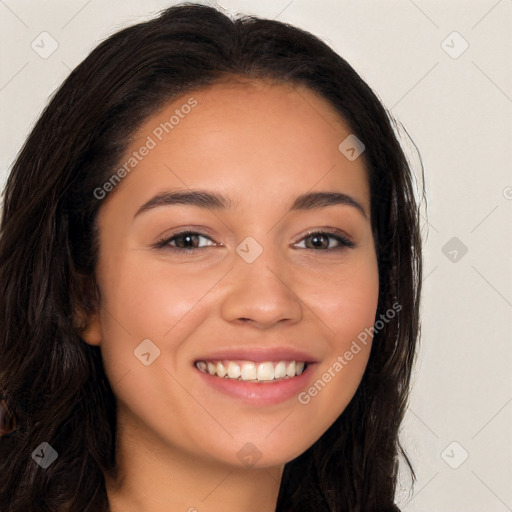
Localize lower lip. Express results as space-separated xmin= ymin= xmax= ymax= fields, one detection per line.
xmin=195 ymin=364 xmax=316 ymax=406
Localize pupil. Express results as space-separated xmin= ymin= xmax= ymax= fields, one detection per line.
xmin=180 ymin=234 xmax=196 ymax=248
xmin=311 ymin=235 xmax=327 ymax=249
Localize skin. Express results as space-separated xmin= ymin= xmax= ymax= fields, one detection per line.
xmin=81 ymin=79 xmax=379 ymax=512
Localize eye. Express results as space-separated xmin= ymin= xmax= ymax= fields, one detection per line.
xmin=295 ymin=230 xmax=354 ymax=252
xmin=153 ymin=231 xmax=216 ymax=253
xmin=153 ymin=229 xmax=355 ymax=255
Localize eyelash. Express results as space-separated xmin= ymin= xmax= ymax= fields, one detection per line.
xmin=152 ymin=229 xmax=355 ymax=254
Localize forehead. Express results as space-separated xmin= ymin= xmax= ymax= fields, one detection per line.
xmin=109 ymin=79 xmax=370 ymax=212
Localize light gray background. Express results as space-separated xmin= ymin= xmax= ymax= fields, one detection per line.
xmin=1 ymin=1 xmax=511 ymax=511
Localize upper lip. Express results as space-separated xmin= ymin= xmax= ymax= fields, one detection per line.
xmin=194 ymin=346 xmax=319 ymax=364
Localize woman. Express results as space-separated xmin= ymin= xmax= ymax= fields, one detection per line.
xmin=0 ymin=3 xmax=422 ymax=511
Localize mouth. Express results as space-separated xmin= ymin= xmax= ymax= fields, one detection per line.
xmin=194 ymin=359 xmax=308 ymax=382
xmin=193 ymin=347 xmax=318 ymax=405
xmin=193 ymin=356 xmax=316 ymax=406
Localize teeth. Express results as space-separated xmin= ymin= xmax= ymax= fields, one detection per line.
xmin=274 ymin=361 xmax=287 ymax=379
xmin=227 ymin=361 xmax=241 ymax=379
xmin=257 ymin=362 xmax=274 ymax=381
xmin=216 ymin=361 xmax=227 ymax=378
xmin=195 ymin=360 xmax=308 ymax=381
xmin=240 ymin=362 xmax=256 ymax=380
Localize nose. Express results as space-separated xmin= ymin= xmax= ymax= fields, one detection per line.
xmin=219 ymin=250 xmax=303 ymax=329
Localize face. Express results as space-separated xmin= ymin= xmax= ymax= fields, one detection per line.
xmin=82 ymin=79 xmax=379 ymax=469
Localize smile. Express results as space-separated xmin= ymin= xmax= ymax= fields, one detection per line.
xmin=195 ymin=360 xmax=307 ymax=382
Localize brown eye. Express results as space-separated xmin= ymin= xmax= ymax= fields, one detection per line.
xmin=305 ymin=233 xmax=330 ymax=250
xmin=172 ymin=233 xmax=202 ymax=249
xmin=296 ymin=231 xmax=354 ymax=251
xmin=153 ymin=231 xmax=216 ymax=252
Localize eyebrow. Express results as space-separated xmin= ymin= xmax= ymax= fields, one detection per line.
xmin=133 ymin=189 xmax=367 ymax=219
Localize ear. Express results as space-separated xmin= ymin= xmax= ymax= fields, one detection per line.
xmin=79 ymin=311 xmax=102 ymax=346
xmin=72 ymin=274 xmax=102 ymax=346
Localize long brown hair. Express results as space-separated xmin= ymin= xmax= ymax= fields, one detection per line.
xmin=0 ymin=3 xmax=422 ymax=510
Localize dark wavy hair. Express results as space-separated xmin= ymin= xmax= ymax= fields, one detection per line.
xmin=0 ymin=3 xmax=423 ymax=511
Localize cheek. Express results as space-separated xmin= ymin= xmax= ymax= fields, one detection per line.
xmin=327 ymin=254 xmax=379 ymax=373
xmin=324 ymin=269 xmax=379 ymax=348
xmin=95 ymin=252 xmax=223 ymax=375
xmin=93 ymin=254 xmax=220 ymax=443
xmin=294 ymin=252 xmax=379 ymax=427
xmin=99 ymin=252 xmax=210 ymax=330
xmin=304 ymin=247 xmax=380 ymax=344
